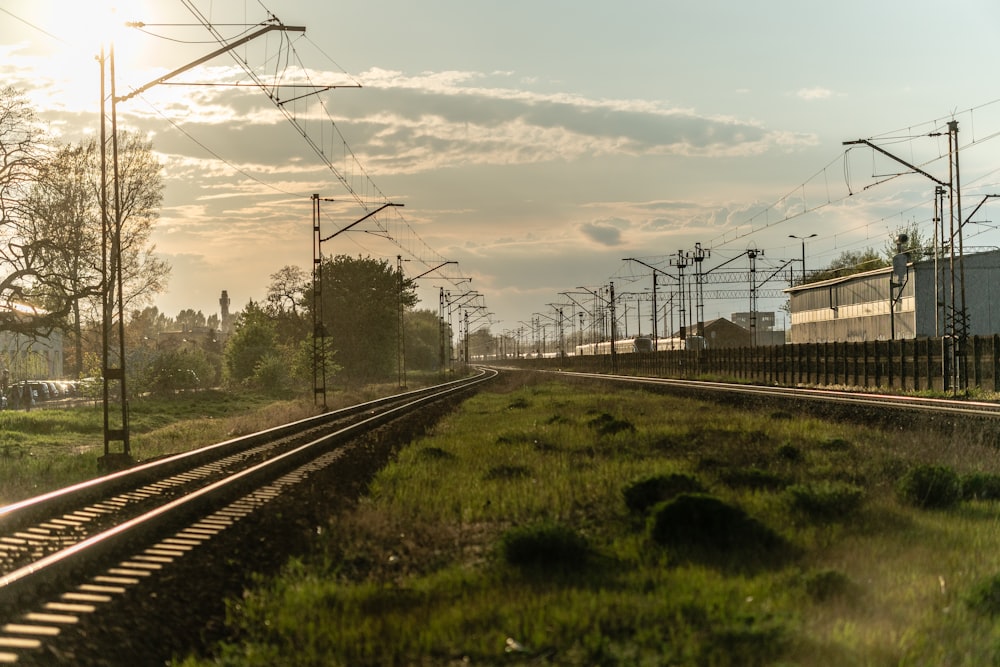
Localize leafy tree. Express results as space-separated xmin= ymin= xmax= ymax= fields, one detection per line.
xmin=223 ymin=301 xmax=278 ymax=386
xmin=308 ymin=255 xmax=417 ymax=383
xmin=127 ymin=306 xmax=173 ymax=344
xmin=805 ymin=224 xmax=930 ymax=285
xmin=265 ymin=265 xmax=310 ymax=342
xmin=806 ymin=248 xmax=886 ymax=284
xmin=175 ymin=308 xmax=207 ymax=332
xmin=267 ymin=265 xmax=308 ymax=316
xmin=466 ymin=327 xmax=496 ymax=360
xmin=21 ymin=132 xmax=170 ymax=375
xmin=882 ymin=223 xmax=928 ymax=261
xmin=404 ymin=309 xmax=444 ymax=371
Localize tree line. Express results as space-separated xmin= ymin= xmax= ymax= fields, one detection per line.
xmin=0 ymin=87 xmax=452 ymax=399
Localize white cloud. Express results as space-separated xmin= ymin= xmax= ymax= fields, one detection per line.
xmin=795 ymin=87 xmax=835 ymax=101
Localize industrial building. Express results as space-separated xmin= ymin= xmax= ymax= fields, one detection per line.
xmin=786 ymin=248 xmax=1000 ymax=343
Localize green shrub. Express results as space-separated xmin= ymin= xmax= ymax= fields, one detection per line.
xmin=718 ymin=467 xmax=789 ymax=491
xmin=961 ymin=472 xmax=1000 ymax=501
xmin=500 ymin=522 xmax=590 ymax=571
xmin=484 ymin=464 xmax=531 ymax=481
xmin=415 ymin=446 xmax=455 ymax=461
xmin=819 ymin=437 xmax=853 ymax=452
xmin=623 ymin=473 xmax=706 ymax=515
xmin=786 ymin=481 xmax=864 ymax=521
xmin=588 ymin=413 xmax=636 ymax=436
xmin=897 ymin=464 xmax=962 ymax=509
xmin=804 ymin=568 xmax=857 ymax=602
xmin=702 ymin=614 xmax=788 ymax=666
xmin=776 ymin=443 xmax=803 ymax=462
xmin=967 ymin=574 xmax=1000 ymax=616
xmin=649 ymin=493 xmax=788 ymax=568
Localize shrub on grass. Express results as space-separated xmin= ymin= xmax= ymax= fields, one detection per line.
xmin=776 ymin=443 xmax=802 ymax=462
xmin=702 ymin=615 xmax=787 ymax=667
xmin=819 ymin=437 xmax=853 ymax=452
xmin=484 ymin=464 xmax=531 ymax=481
xmin=961 ymin=472 xmax=1000 ymax=500
xmin=786 ymin=481 xmax=864 ymax=521
xmin=718 ymin=467 xmax=789 ymax=491
xmin=649 ymin=493 xmax=789 ymax=569
xmin=500 ymin=522 xmax=590 ymax=572
xmin=967 ymin=574 xmax=1000 ymax=616
xmin=897 ymin=464 xmax=962 ymax=509
xmin=803 ymin=568 xmax=857 ymax=602
xmin=415 ymin=446 xmax=455 ymax=462
xmin=623 ymin=473 xmax=706 ymax=515
xmin=588 ymin=413 xmax=636 ymax=436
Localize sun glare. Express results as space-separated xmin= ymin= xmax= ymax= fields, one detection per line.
xmin=16 ymin=1 xmax=154 ymax=119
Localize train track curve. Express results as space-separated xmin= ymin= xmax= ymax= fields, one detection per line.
xmin=0 ymin=368 xmax=496 ymax=666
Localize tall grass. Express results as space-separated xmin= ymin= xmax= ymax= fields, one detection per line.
xmin=0 ymin=392 xmax=323 ymax=506
xmin=174 ymin=377 xmax=1000 ymax=665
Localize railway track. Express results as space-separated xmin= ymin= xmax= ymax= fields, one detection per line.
xmin=0 ymin=368 xmax=496 ymax=665
xmin=547 ymin=370 xmax=1000 ymax=435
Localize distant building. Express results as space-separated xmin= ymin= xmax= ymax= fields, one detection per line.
xmin=731 ymin=311 xmax=776 ymax=331
xmin=669 ymin=317 xmax=768 ymax=348
xmin=219 ymin=290 xmax=232 ymax=333
xmin=0 ymin=302 xmax=64 ymax=379
xmin=786 ymin=248 xmax=1000 ymax=343
xmin=702 ymin=318 xmax=752 ymax=348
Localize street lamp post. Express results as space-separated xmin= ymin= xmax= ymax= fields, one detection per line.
xmin=789 ymin=234 xmax=816 ymax=285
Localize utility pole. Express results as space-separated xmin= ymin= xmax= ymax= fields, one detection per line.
xmin=844 ymin=127 xmax=963 ymax=390
xmin=669 ymin=252 xmax=689 ymax=341
xmin=688 ymin=243 xmax=710 ymax=338
xmin=747 ymin=248 xmax=763 ymax=346
xmin=312 ymin=194 xmax=333 ymax=410
xmin=788 ymin=233 xmax=816 ymax=285
xmin=98 ymin=22 xmax=306 ymax=469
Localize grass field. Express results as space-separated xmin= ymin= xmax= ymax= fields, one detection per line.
xmin=0 ymin=382 xmax=427 ymax=506
xmin=173 ymin=373 xmax=1000 ymax=666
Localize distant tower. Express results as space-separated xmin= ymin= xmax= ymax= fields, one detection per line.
xmin=220 ymin=290 xmax=231 ymax=332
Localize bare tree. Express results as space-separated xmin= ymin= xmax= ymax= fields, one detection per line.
xmin=23 ymin=132 xmax=170 ymax=375
xmin=0 ymin=87 xmax=73 ymax=337
xmin=266 ymin=265 xmax=308 ymax=316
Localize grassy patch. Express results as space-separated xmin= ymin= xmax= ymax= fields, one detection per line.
xmin=176 ymin=379 xmax=1000 ymax=666
xmin=0 ymin=392 xmax=326 ymax=505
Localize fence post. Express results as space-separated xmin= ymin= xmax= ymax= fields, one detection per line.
xmin=900 ymin=339 xmax=906 ymax=390
xmin=974 ymin=336 xmax=983 ymax=389
xmin=994 ymin=335 xmax=1000 ymax=393
xmin=863 ymin=341 xmax=870 ymax=387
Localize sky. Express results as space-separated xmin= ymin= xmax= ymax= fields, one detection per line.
xmin=1 ymin=0 xmax=999 ymax=342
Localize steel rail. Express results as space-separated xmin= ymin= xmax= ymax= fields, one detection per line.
xmin=0 ymin=369 xmax=495 ymax=606
xmin=550 ymin=370 xmax=1000 ymax=419
xmin=0 ymin=369 xmax=487 ymax=527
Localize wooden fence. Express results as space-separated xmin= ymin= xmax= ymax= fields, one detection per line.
xmin=509 ymin=335 xmax=1000 ymax=393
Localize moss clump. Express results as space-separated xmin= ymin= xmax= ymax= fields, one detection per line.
xmin=483 ymin=464 xmax=531 ymax=481
xmin=804 ymin=568 xmax=858 ymax=603
xmin=967 ymin=574 xmax=1000 ymax=616
xmin=588 ymin=412 xmax=636 ymax=436
xmin=786 ymin=481 xmax=864 ymax=521
xmin=649 ymin=493 xmax=790 ymax=569
xmin=623 ymin=473 xmax=706 ymax=515
xmin=500 ymin=522 xmax=590 ymax=572
xmin=961 ymin=472 xmax=1000 ymax=501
